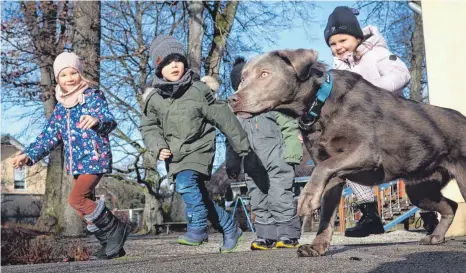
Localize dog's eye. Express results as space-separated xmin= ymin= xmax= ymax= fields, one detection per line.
xmin=261 ymin=72 xmax=269 ymax=78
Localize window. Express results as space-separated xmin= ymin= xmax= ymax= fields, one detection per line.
xmin=14 ymin=168 xmax=26 ymax=190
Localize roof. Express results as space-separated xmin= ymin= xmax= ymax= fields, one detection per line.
xmin=1 ymin=134 xmax=25 ymax=150
xmin=1 ymin=134 xmax=48 ymax=167
xmin=206 ymin=148 xmax=314 ymax=196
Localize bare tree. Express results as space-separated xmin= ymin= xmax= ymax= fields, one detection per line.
xmin=186 ymin=1 xmax=205 ymax=75
xmin=57 ymin=0 xmax=103 ymax=237
xmin=203 ymin=1 xmax=239 ymax=78
xmin=17 ymin=1 xmax=70 ymax=233
xmin=409 ymin=2 xmax=425 ymax=103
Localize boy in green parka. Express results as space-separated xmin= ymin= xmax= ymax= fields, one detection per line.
xmin=139 ymin=36 xmax=250 ymax=253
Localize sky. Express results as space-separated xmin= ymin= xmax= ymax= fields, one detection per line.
xmin=260 ymin=1 xmax=361 ymax=66
xmin=1 ymin=1 xmax=359 ymax=163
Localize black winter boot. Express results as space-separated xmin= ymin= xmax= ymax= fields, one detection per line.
xmin=345 ymin=202 xmax=385 ymax=237
xmin=92 ymin=206 xmax=131 ymax=257
xmin=90 ymin=229 xmax=126 ymax=260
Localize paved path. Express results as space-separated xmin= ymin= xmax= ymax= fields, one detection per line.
xmin=3 ymin=231 xmax=465 ymax=273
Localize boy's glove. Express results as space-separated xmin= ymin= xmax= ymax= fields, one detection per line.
xmin=225 ymin=141 xmax=242 ymax=180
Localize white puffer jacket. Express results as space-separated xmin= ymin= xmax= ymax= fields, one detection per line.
xmin=333 ymin=26 xmax=411 ymax=96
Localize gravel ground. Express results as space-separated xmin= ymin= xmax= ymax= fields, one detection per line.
xmin=2 ymin=231 xmax=465 ymax=273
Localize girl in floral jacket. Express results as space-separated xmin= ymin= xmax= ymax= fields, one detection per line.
xmin=11 ymin=52 xmax=127 ymax=260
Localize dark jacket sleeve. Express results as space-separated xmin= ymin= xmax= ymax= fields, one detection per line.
xmin=139 ymin=91 xmax=169 ymax=158
xmin=200 ymin=99 xmax=250 ymax=156
xmin=87 ymin=90 xmax=117 ymax=135
xmin=24 ymin=108 xmax=63 ymax=165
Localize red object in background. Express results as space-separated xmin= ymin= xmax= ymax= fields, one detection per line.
xmin=354 ymin=210 xmax=361 ymax=221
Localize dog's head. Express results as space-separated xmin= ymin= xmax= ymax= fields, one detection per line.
xmin=228 ymin=49 xmax=323 ymax=118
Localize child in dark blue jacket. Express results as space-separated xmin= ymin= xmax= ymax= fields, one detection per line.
xmin=11 ymin=52 xmax=126 ymax=260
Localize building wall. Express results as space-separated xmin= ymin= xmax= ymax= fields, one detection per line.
xmin=422 ymin=1 xmax=466 ymax=236
xmin=1 ymin=144 xmax=46 ymax=195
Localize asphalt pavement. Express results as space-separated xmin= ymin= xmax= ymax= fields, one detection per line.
xmin=3 ymin=231 xmax=465 ymax=273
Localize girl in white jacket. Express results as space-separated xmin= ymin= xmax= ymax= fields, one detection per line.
xmin=324 ymin=6 xmax=411 ymax=238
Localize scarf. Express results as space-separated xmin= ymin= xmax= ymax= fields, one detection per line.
xmin=55 ymin=80 xmax=89 ymax=108
xmin=151 ymin=69 xmax=198 ymax=98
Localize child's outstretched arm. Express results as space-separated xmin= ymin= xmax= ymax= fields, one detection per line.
xmin=22 ymin=109 xmax=63 ymax=166
xmin=373 ymin=47 xmax=411 ymax=94
xmin=200 ymin=100 xmax=250 ymax=156
xmin=274 ymin=111 xmax=303 ymax=165
xmin=87 ymin=90 xmax=117 ymax=135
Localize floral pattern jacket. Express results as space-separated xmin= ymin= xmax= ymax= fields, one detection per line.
xmin=24 ymin=88 xmax=117 ymax=175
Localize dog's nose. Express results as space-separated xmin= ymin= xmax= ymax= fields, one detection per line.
xmin=228 ymin=94 xmax=239 ymax=105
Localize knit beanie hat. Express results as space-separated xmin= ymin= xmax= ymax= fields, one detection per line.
xmin=230 ymin=57 xmax=246 ymax=91
xmin=324 ymin=6 xmax=363 ymax=46
xmin=149 ymin=35 xmax=186 ymax=69
xmin=53 ymin=52 xmax=84 ymax=79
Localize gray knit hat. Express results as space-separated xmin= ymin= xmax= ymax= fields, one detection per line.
xmin=149 ymin=35 xmax=185 ymax=68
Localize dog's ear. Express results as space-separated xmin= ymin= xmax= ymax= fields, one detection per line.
xmin=277 ymin=49 xmax=319 ymax=81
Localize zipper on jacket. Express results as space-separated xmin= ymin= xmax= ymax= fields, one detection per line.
xmin=66 ymin=109 xmax=73 ymax=173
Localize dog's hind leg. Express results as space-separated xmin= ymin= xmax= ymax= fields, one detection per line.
xmin=405 ymin=172 xmax=457 ymax=245
xmin=297 ymin=179 xmax=344 ymax=257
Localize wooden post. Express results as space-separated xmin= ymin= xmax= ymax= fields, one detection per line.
xmin=398 ymin=179 xmax=406 ymax=199
xmin=338 ymin=196 xmax=345 ymax=233
xmin=374 ymin=186 xmax=382 ymax=216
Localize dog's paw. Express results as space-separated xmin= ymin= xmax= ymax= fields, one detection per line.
xmin=297 ymin=244 xmax=328 ymax=257
xmin=420 ymin=234 xmax=445 ymax=245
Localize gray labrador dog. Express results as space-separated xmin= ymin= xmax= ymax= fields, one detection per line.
xmin=228 ymin=49 xmax=466 ymax=257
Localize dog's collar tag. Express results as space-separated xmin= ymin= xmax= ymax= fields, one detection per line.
xmin=299 ymin=72 xmax=333 ymax=130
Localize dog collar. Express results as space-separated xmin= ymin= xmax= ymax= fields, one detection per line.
xmin=299 ymin=72 xmax=333 ymax=130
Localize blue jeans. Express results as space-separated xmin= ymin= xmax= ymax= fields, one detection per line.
xmin=175 ymin=170 xmax=235 ymax=234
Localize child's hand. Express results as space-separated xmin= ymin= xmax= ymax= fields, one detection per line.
xmin=159 ymin=149 xmax=172 ymax=160
xmin=78 ymin=115 xmax=99 ymax=130
xmin=11 ymin=153 xmax=30 ymax=168
xmin=298 ymin=133 xmax=304 ymax=144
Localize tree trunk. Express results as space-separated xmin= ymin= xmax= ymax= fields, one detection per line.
xmin=205 ymin=1 xmax=239 ymax=78
xmin=143 ymin=190 xmax=164 ymax=233
xmin=72 ymin=1 xmax=101 ymax=83
xmin=52 ymin=0 xmax=103 ymax=236
xmin=409 ymin=3 xmax=425 ymax=103
xmin=187 ymin=1 xmax=205 ymax=75
xmin=21 ymin=1 xmax=69 ymax=233
xmin=142 ymin=154 xmax=164 ymax=233
xmin=169 ymin=192 xmax=186 ymax=222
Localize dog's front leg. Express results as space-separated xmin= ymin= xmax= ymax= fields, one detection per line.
xmin=298 ymin=147 xmax=377 ymax=215
xmin=298 ymin=180 xmax=344 ymax=257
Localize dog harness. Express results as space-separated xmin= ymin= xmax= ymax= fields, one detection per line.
xmin=299 ymin=71 xmax=333 ymax=130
